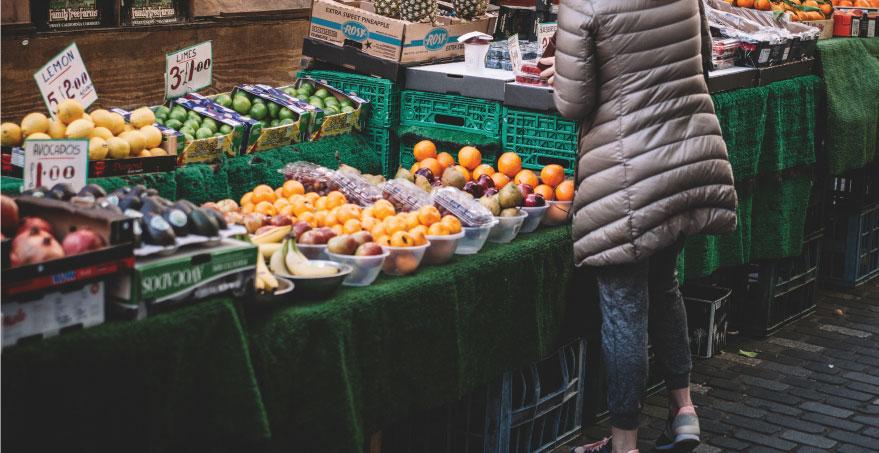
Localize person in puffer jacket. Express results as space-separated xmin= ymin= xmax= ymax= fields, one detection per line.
xmin=539 ymin=0 xmax=737 ymax=452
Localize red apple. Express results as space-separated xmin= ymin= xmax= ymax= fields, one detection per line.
xmin=17 ymin=217 xmax=53 ymax=237
xmin=216 ymin=199 xmax=240 ymax=214
xmin=517 ymin=184 xmax=534 ymax=197
xmin=244 ymin=213 xmax=267 ymax=234
xmin=1 ymin=195 xmax=19 ymax=237
xmin=355 ymin=242 xmax=383 ymax=256
xmin=297 ymin=230 xmax=321 ymax=245
xmin=351 ymin=231 xmax=373 ymax=246
xmin=61 ymin=227 xmax=106 ymax=255
xmin=524 ymin=193 xmax=546 ymax=207
xmin=201 ymin=202 xmax=221 ymax=212
xmin=291 ymin=221 xmax=312 ymax=239
xmin=270 ymin=214 xmax=294 ymax=227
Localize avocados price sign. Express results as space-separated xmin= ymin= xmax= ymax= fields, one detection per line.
xmin=165 ymin=41 xmax=213 ymax=100
xmin=33 ymin=42 xmax=98 ymax=121
xmin=22 ymin=139 xmax=89 ymax=193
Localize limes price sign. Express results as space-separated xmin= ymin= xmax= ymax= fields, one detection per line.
xmin=537 ymin=23 xmax=557 ymax=54
xmin=22 ymin=139 xmax=89 ymax=193
xmin=165 ymin=41 xmax=212 ymax=100
xmin=33 ymin=42 xmax=98 ymax=122
xmin=508 ymin=34 xmax=522 ymax=72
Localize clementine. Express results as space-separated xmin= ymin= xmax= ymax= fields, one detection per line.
xmin=385 ymin=216 xmax=407 ymax=235
xmin=240 ymin=191 xmax=254 ymax=207
xmin=282 ymin=180 xmax=305 ymax=198
xmin=252 ymin=184 xmax=275 ymax=204
xmin=436 ymin=152 xmax=455 ymax=170
xmin=534 ymin=184 xmax=555 ymax=202
xmin=440 ymin=215 xmax=462 ymax=234
xmin=242 ymin=203 xmax=255 ymax=214
xmin=417 ymin=205 xmax=442 ymax=226
xmin=376 ymin=235 xmax=392 ymax=247
xmin=413 ymin=140 xmax=437 ymax=162
xmin=304 ymin=192 xmax=320 ymax=205
xmin=472 ymin=164 xmax=495 ymax=180
xmin=373 ymin=199 xmax=396 ymax=220
xmin=454 ymin=165 xmax=472 ymax=182
xmin=362 ymin=216 xmax=378 ymax=231
xmin=299 ymin=211 xmax=317 ymax=228
xmin=497 ymin=152 xmax=522 ymax=178
xmin=427 ymin=223 xmax=450 ymax=236
xmin=331 ymin=224 xmax=344 ymax=236
xmin=408 ymin=226 xmax=428 ymax=246
xmin=326 ymin=191 xmax=347 ymax=210
xmin=555 ymin=180 xmax=575 ymax=202
xmin=390 ymin=231 xmax=415 ymax=247
xmin=491 ymin=172 xmax=510 ymax=189
xmin=291 ymin=198 xmax=314 ymax=217
xmin=315 ymin=210 xmax=329 ymax=227
xmin=255 ymin=201 xmax=277 ymax=216
xmin=410 ymin=162 xmax=420 ymax=174
xmin=315 ymin=196 xmax=329 ymax=212
xmin=540 ymin=164 xmax=566 ymax=187
xmin=406 ymin=211 xmax=421 ymax=230
xmin=337 ymin=204 xmax=362 ymax=224
xmin=273 ymin=198 xmax=291 ymax=212
xmin=420 ymin=158 xmax=442 ymax=178
xmin=514 ymin=169 xmax=539 ymax=188
xmin=458 ymin=146 xmax=482 ymax=170
xmin=371 ymin=222 xmax=388 ymax=239
xmin=279 ymin=205 xmax=296 ymax=218
xmin=343 ymin=219 xmax=363 ymax=234
xmin=736 ymin=0 xmax=755 ymax=6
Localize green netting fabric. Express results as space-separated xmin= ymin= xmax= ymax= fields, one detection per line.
xmin=394 ymin=124 xmax=503 ymax=154
xmin=750 ymin=168 xmax=813 ymax=261
xmin=711 ymin=86 xmax=768 ymax=181
xmin=859 ymin=36 xmax=879 ymax=58
xmin=244 ymin=226 xmax=573 ymax=452
xmin=175 ymin=163 xmax=231 ymax=206
xmin=0 ymin=173 xmax=176 ymax=200
xmin=1 ymin=176 xmax=23 ymax=195
xmin=759 ymin=76 xmax=821 ymax=173
xmin=817 ymin=38 xmax=879 ymax=174
xmin=682 ymin=183 xmax=755 ymax=280
xmin=1 ymin=299 xmax=271 ymax=452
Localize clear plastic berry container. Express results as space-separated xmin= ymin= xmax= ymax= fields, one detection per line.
xmin=381 ymin=179 xmax=431 ymax=213
xmin=327 ymin=169 xmax=383 ymax=206
xmin=516 ymin=62 xmax=549 ymax=86
xmin=712 ymin=38 xmax=740 ymax=60
xmin=280 ymin=161 xmax=333 ymax=195
xmin=431 ymin=187 xmax=495 ymax=228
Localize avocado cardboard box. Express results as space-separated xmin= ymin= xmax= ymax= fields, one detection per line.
xmin=107 ymin=238 xmax=256 ymax=320
xmin=2 ymin=280 xmax=106 ymax=348
xmin=308 ymin=0 xmax=497 ymax=65
xmin=268 ymin=79 xmax=370 ymax=140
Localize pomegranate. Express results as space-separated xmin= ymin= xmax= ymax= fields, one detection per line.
xmin=10 ymin=227 xmax=64 ymax=267
xmin=1 ymin=195 xmax=19 ymax=237
xmin=17 ymin=217 xmax=53 ymax=236
xmin=62 ymin=227 xmax=106 ymax=255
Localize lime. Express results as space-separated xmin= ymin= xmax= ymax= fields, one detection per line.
xmin=219 ymin=124 xmax=233 ymax=134
xmin=235 ymin=91 xmax=254 ymax=101
xmin=155 ymin=112 xmax=168 ymax=122
xmin=184 ymin=119 xmax=201 ymax=131
xmin=179 ymin=126 xmax=196 ymax=137
xmin=201 ymin=118 xmax=218 ymax=132
xmin=249 ymin=103 xmax=268 ymax=120
xmin=301 ymin=83 xmax=315 ymax=94
xmin=278 ymin=108 xmax=295 ymax=120
xmin=324 ymin=107 xmax=339 ymax=116
xmin=214 ymin=132 xmax=225 ymax=138
xmin=324 ymin=97 xmax=340 ymax=106
xmin=342 ymin=106 xmax=355 ymax=113
xmin=314 ymin=88 xmax=329 ymax=99
xmin=339 ymin=99 xmax=354 ymax=108
xmin=214 ymin=94 xmax=233 ymax=108
xmin=267 ymin=102 xmax=280 ymax=119
xmin=251 ymin=97 xmax=265 ymax=105
xmin=195 ymin=128 xmax=213 ymax=140
xmin=309 ymin=98 xmax=325 ymax=109
xmin=164 ymin=119 xmax=183 ymax=130
xmin=187 ymin=110 xmax=202 ymax=122
xmin=171 ymin=105 xmax=186 ymax=114
xmin=183 ymin=133 xmax=194 ymax=142
xmin=283 ymin=88 xmax=297 ymax=97
xmin=280 ymin=118 xmax=295 ymax=125
xmin=155 ymin=118 xmax=165 ymax=126
xmin=270 ymin=119 xmax=280 ymax=127
xmin=155 ymin=105 xmax=171 ymax=116
xmin=169 ymin=110 xmax=187 ymax=123
xmin=232 ymin=96 xmax=251 ymax=115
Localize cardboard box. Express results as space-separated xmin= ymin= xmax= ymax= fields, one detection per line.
xmin=228 ymin=85 xmax=313 ymax=152
xmin=682 ymin=285 xmax=731 ymax=358
xmin=269 ymin=79 xmax=370 ymax=140
xmin=406 ymin=62 xmax=514 ymax=102
xmin=2 ymin=280 xmax=105 ymax=348
xmin=164 ymin=98 xmax=246 ymax=164
xmin=183 ymin=92 xmax=263 ymax=155
xmin=802 ymin=19 xmax=834 ymax=40
xmin=108 ymin=238 xmax=256 ymax=319
xmin=2 ymin=196 xmax=135 ymax=298
xmin=308 ymin=0 xmax=497 ymax=65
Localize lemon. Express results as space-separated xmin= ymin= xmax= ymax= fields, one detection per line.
xmin=139 ymin=125 xmax=163 ymax=149
xmin=47 ymin=120 xmax=67 ymax=139
xmin=90 ymin=109 xmax=113 ymax=129
xmin=21 ymin=113 xmax=50 ymax=137
xmin=119 ymin=130 xmax=146 ymax=155
xmin=107 ymin=112 xmax=126 ymax=135
xmin=81 ymin=112 xmax=93 ymax=124
xmin=106 ymin=137 xmax=130 ymax=159
xmin=93 ymin=126 xmax=113 ymax=140
xmin=89 ymin=137 xmax=109 ymax=160
xmin=149 ymin=147 xmax=168 ymax=156
xmin=57 ymin=99 xmax=85 ymax=124
xmin=130 ymin=107 xmax=156 ymax=128
xmin=136 ymin=149 xmax=152 ymax=158
xmin=65 ymin=119 xmax=94 ymax=139
xmin=1 ymin=123 xmax=23 ymax=146
xmin=123 ymin=124 xmax=135 ymax=133
xmin=26 ymin=132 xmax=52 ymax=141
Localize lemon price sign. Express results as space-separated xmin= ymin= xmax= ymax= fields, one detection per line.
xmin=165 ymin=41 xmax=213 ymax=100
xmin=33 ymin=42 xmax=97 ymax=122
xmin=22 ymin=139 xmax=89 ymax=193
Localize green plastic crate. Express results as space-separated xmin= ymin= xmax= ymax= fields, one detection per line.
xmin=400 ymin=91 xmax=503 ymax=139
xmin=362 ymin=127 xmax=399 ymax=179
xmin=399 ymin=138 xmax=498 ymax=176
xmin=502 ymin=107 xmax=579 ymax=175
xmin=298 ymin=70 xmax=401 ymax=128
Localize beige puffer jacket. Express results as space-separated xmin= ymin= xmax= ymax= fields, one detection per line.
xmin=553 ymin=0 xmax=738 ymax=267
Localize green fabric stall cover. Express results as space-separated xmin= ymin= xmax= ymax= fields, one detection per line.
xmin=1 ymin=298 xmax=271 ymax=453
xmin=175 ymin=163 xmax=231 ymax=205
xmin=860 ymin=36 xmax=879 ymax=58
xmin=759 ymin=76 xmax=821 ymax=174
xmin=244 ymin=226 xmax=573 ymax=452
xmin=0 ymin=173 xmax=176 ymax=200
xmin=817 ymin=38 xmax=879 ymax=174
xmin=749 ymin=168 xmax=813 ymax=261
xmin=711 ymin=85 xmax=768 ymax=181
xmin=682 ymin=183 xmax=754 ymax=280
xmin=1 ymin=176 xmax=23 ymax=195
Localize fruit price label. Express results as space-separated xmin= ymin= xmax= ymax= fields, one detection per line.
xmin=165 ymin=41 xmax=212 ymax=100
xmin=537 ymin=23 xmax=557 ymax=54
xmin=508 ymin=34 xmax=522 ymax=72
xmin=33 ymin=42 xmax=98 ymax=121
xmin=22 ymin=139 xmax=89 ymax=193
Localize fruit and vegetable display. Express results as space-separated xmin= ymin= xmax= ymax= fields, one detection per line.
xmin=213 ymin=90 xmax=300 ymax=130
xmin=152 ymin=103 xmax=234 ymax=142
xmin=279 ymin=81 xmax=357 ymax=117
xmin=723 ymin=0 xmax=838 ymax=20
xmin=1 ymin=99 xmax=171 ymax=160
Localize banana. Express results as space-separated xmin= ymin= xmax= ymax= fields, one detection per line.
xmin=259 ymin=243 xmax=283 ymax=259
xmin=289 ymin=263 xmax=340 ymax=277
xmin=255 ymin=273 xmax=266 ymax=291
xmin=270 ymin=250 xmax=289 ymax=276
xmin=257 ymin=257 xmax=279 ymax=290
xmin=251 ymin=225 xmax=292 ymax=245
xmin=285 ymin=239 xmax=339 ymax=277
xmin=284 ymin=239 xmax=308 ymax=272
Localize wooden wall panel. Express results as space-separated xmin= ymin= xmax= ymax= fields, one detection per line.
xmin=192 ymin=0 xmax=312 ymax=18
xmin=1 ymin=18 xmax=310 ymax=121
xmin=1 ymin=0 xmax=31 ymax=24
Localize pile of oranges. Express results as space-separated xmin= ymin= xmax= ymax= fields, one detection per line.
xmin=409 ymin=140 xmax=575 ymax=203
xmin=724 ymin=0 xmax=879 ymax=20
xmin=235 ymin=181 xmax=462 ymax=247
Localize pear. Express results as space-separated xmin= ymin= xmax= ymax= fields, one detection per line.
xmin=415 ymin=174 xmax=431 ymax=193
xmin=441 ymin=166 xmax=466 ymax=189
xmin=500 ymin=207 xmax=521 ymax=217
xmin=395 ymin=166 xmax=415 ymax=183
xmin=498 ymin=182 xmax=524 ymax=209
xmin=479 ymin=196 xmax=501 ymax=216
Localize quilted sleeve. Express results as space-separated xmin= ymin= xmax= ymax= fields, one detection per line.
xmin=552 ymin=0 xmax=598 ymax=121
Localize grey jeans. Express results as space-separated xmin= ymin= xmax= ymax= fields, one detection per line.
xmin=595 ymin=240 xmax=692 ymax=430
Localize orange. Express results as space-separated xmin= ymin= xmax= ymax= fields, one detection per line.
xmin=540 ymin=164 xmax=566 ymax=187
xmin=409 ymin=225 xmax=429 ymax=245
xmin=454 ymin=165 xmax=472 ymax=182
xmin=242 ymin=203 xmax=255 ymax=214
xmin=362 ymin=206 xmax=375 ymax=219
xmin=390 ymin=231 xmax=416 ymax=247
xmin=325 ymin=208 xmax=340 ymax=226
xmin=274 ymin=187 xmax=285 ymax=200
xmin=385 ymin=216 xmax=407 ymax=235
xmin=837 ymin=0 xmax=853 ymax=5
xmin=252 ymin=184 xmax=275 ymax=204
xmin=315 ymin=210 xmax=329 ymax=227
xmin=273 ymin=198 xmax=291 ymax=212
xmin=555 ymin=180 xmax=575 ymax=202
xmin=376 ymin=235 xmax=392 ymax=247
xmin=427 ymin=223 xmax=450 ymax=236
xmin=288 ymin=194 xmax=305 ymax=204
xmin=413 ymin=140 xmax=437 ymax=162
xmin=291 ymin=198 xmax=314 ymax=217
xmin=737 ymin=0 xmax=755 ymax=7
xmin=458 ymin=146 xmax=482 ymax=170
xmin=417 ymin=205 xmax=442 ymax=226
xmin=534 ymin=184 xmax=555 ymax=202
xmin=373 ymin=199 xmax=396 ymax=220
xmin=440 ymin=215 xmax=462 ymax=234
xmin=491 ymin=173 xmax=511 ymax=189
xmin=497 ymin=152 xmax=522 ymax=178
xmin=362 ymin=216 xmax=378 ymax=231
xmin=420 ymin=158 xmax=442 ymax=177
xmin=255 ymin=201 xmax=277 ymax=216
xmin=240 ymin=191 xmax=254 ymax=207
xmin=820 ymin=2 xmax=833 ymax=14
xmin=472 ymin=164 xmax=495 ymax=180
xmin=299 ymin=211 xmax=317 ymax=228
xmin=343 ymin=219 xmax=363 ymax=234
xmin=304 ymin=192 xmax=320 ymax=205
xmin=282 ymin=180 xmax=305 ymax=198
xmin=755 ymin=0 xmax=771 ymax=9
xmin=332 ymin=224 xmax=344 ymax=236
xmin=371 ymin=222 xmax=388 ymax=238
xmin=315 ymin=196 xmax=329 ymax=212
xmin=406 ymin=211 xmax=421 ymax=230
xmin=326 ymin=191 xmax=347 ymax=210
xmin=437 ymin=152 xmax=455 ymax=170
xmin=514 ymin=169 xmax=539 ymax=188
xmin=411 ymin=162 xmax=421 ymax=174
xmin=279 ymin=205 xmax=296 ymax=218
xmin=337 ymin=204 xmax=362 ymax=224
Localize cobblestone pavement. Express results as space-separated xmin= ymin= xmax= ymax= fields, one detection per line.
xmin=557 ymin=279 xmax=879 ymax=453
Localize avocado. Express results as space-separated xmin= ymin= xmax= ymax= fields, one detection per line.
xmin=174 ymin=200 xmax=193 ymax=215
xmin=189 ymin=208 xmax=220 ymax=237
xmin=78 ymin=183 xmax=107 ymax=199
xmin=140 ymin=196 xmax=167 ymax=216
xmin=118 ymin=195 xmax=143 ymax=212
xmin=163 ymin=208 xmax=190 ymax=237
xmin=22 ymin=186 xmax=48 ymax=197
xmin=142 ymin=213 xmax=176 ymax=246
xmin=96 ymin=198 xmax=123 ymax=215
xmin=204 ymin=207 xmax=228 ymax=230
xmin=51 ymin=182 xmax=77 ymax=200
xmin=132 ymin=217 xmax=143 ymax=247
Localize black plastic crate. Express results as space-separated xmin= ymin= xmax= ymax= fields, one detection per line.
xmin=828 ymin=159 xmax=878 ymax=210
xmin=821 ymin=202 xmax=879 ymax=288
xmin=681 ymin=285 xmax=732 ymax=358
xmin=804 ymin=176 xmax=827 ymax=239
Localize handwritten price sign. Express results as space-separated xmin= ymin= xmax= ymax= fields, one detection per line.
xmin=537 ymin=23 xmax=558 ymax=54
xmin=508 ymin=34 xmax=522 ymax=72
xmin=23 ymin=139 xmax=89 ymax=193
xmin=33 ymin=42 xmax=97 ymax=121
xmin=165 ymin=41 xmax=212 ymax=99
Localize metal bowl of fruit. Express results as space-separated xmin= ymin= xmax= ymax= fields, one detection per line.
xmin=276 ymin=260 xmax=352 ymax=298
xmin=251 ymin=276 xmax=295 ymax=305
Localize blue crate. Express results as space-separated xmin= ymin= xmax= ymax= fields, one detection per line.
xmin=821 ymin=202 xmax=879 ymax=288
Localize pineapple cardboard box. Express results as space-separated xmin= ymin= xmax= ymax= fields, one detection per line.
xmin=309 ymin=0 xmax=497 ymax=64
